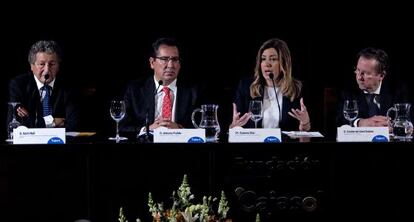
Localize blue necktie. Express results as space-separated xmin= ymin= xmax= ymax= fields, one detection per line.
xmin=41 ymin=85 xmax=52 ymax=117
xmin=366 ymin=93 xmax=379 ymax=117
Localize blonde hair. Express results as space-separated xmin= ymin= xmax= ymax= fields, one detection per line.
xmin=250 ymin=38 xmax=302 ymax=101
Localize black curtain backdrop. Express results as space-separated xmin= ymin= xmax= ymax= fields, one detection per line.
xmin=1 ymin=7 xmax=413 ymax=139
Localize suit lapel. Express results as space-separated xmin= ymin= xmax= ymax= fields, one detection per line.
xmin=357 ymin=90 xmax=370 ymax=118
xmin=379 ymin=82 xmax=392 ymax=115
xmin=26 ymin=75 xmax=43 ymax=127
xmin=26 ymin=76 xmax=39 ymax=111
xmin=175 ymin=81 xmax=188 ymax=123
xmin=50 ymin=79 xmax=60 ymax=113
xmin=143 ymin=77 xmax=156 ymax=121
xmin=280 ymin=96 xmax=290 ymax=127
xmin=357 ymin=81 xmax=392 ymax=116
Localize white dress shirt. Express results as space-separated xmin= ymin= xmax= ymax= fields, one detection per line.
xmin=154 ymin=77 xmax=177 ymax=122
xmin=33 ymin=74 xmax=55 ymax=99
xmin=354 ymin=81 xmax=382 ymax=127
xmin=262 ymin=86 xmax=283 ymax=128
xmin=139 ymin=78 xmax=178 ymax=135
xmin=364 ymin=81 xmax=382 ymax=109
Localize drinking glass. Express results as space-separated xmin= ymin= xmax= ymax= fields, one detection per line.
xmin=108 ymin=100 xmax=128 ymax=142
xmin=249 ymin=100 xmax=263 ymax=128
xmin=7 ymin=102 xmax=21 ymax=142
xmin=343 ymin=100 xmax=359 ymax=126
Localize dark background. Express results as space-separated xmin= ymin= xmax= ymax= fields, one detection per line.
xmin=1 ymin=5 xmax=414 ymax=222
xmin=1 ymin=142 xmax=412 ymax=221
xmin=1 ymin=6 xmax=413 ymax=139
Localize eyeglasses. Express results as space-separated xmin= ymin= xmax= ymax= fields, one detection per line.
xmin=354 ymin=68 xmax=378 ymax=77
xmin=155 ymin=56 xmax=181 ymax=65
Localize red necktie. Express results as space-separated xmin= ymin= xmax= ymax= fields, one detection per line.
xmin=162 ymin=86 xmax=172 ymax=119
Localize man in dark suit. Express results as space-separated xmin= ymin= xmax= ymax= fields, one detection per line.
xmin=7 ymin=40 xmax=79 ymax=133
xmin=120 ymin=37 xmax=199 ymax=137
xmin=337 ymin=47 xmax=409 ymax=127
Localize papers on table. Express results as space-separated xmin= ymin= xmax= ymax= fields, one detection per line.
xmin=66 ymin=132 xmax=96 ymax=137
xmin=282 ymin=131 xmax=324 ymax=138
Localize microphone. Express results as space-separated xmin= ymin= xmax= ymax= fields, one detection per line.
xmin=146 ymin=80 xmax=163 ymax=133
xmin=140 ymin=79 xmax=164 ymax=143
xmin=37 ymin=72 xmax=50 ymax=127
xmin=44 ymin=73 xmax=50 ymax=83
xmin=269 ymin=73 xmax=281 ymax=122
xmin=155 ymin=80 xmax=163 ymax=95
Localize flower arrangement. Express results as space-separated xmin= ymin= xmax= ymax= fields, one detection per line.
xmin=119 ymin=174 xmax=231 ymax=222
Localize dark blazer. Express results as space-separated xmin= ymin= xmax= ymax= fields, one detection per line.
xmin=120 ymin=76 xmax=199 ymax=134
xmin=7 ymin=73 xmax=79 ymax=131
xmin=234 ymin=77 xmax=302 ymax=131
xmin=336 ymin=77 xmax=410 ymax=126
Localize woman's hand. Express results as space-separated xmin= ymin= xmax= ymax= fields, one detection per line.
xmin=288 ymin=98 xmax=311 ymax=131
xmin=229 ymin=103 xmax=251 ymax=128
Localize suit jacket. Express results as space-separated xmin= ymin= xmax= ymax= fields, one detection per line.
xmin=7 ymin=73 xmax=79 ymax=131
xmin=234 ymin=77 xmax=302 ymax=131
xmin=336 ymin=77 xmax=410 ymax=126
xmin=120 ymin=76 xmax=199 ymax=134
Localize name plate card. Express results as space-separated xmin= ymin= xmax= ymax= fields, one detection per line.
xmin=337 ymin=126 xmax=389 ymax=142
xmin=228 ymin=128 xmax=282 ymax=143
xmin=13 ymin=126 xmax=66 ymax=144
xmin=154 ymin=128 xmax=206 ymax=143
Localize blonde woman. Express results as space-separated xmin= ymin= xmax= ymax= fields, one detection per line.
xmin=230 ymin=38 xmax=311 ymax=131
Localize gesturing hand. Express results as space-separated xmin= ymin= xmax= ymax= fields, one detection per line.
xmin=229 ymin=103 xmax=251 ymax=128
xmin=288 ymin=98 xmax=311 ymax=131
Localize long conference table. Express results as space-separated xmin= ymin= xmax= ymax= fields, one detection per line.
xmin=0 ymin=138 xmax=413 ymax=222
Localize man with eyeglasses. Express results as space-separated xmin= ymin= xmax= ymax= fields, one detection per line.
xmin=121 ymin=37 xmax=200 ymax=137
xmin=7 ymin=40 xmax=79 ymax=131
xmin=336 ymin=47 xmax=409 ymax=127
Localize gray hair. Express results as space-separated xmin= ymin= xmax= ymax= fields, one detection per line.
xmin=28 ymin=40 xmax=62 ymax=64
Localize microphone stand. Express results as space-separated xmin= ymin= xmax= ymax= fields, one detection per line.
xmin=138 ymin=79 xmax=163 ymax=143
xmin=144 ymin=112 xmax=151 ymax=142
xmin=37 ymin=73 xmax=50 ymax=127
xmin=269 ymin=73 xmax=281 ymax=123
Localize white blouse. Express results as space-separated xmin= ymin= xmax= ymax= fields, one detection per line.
xmin=262 ymin=86 xmax=283 ymax=128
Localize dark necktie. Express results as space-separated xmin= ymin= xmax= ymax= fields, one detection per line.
xmin=41 ymin=85 xmax=52 ymax=117
xmin=365 ymin=93 xmax=379 ymax=117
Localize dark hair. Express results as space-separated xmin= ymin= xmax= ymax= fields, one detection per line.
xmin=357 ymin=47 xmax=389 ymax=75
xmin=28 ymin=40 xmax=62 ymax=64
xmin=151 ymin=37 xmax=179 ymax=57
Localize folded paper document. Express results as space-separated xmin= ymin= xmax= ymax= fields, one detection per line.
xmin=66 ymin=132 xmax=96 ymax=137
xmin=282 ymin=131 xmax=324 ymax=138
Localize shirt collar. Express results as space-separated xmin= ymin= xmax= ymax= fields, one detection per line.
xmin=33 ymin=74 xmax=55 ymax=90
xmin=364 ymin=81 xmax=382 ymax=95
xmin=154 ymin=77 xmax=177 ymax=94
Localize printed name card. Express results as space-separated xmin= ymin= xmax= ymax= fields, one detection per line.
xmin=337 ymin=125 xmax=389 ymax=142
xmin=154 ymin=128 xmax=206 ymax=143
xmin=13 ymin=126 xmax=66 ymax=144
xmin=228 ymin=128 xmax=282 ymax=143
